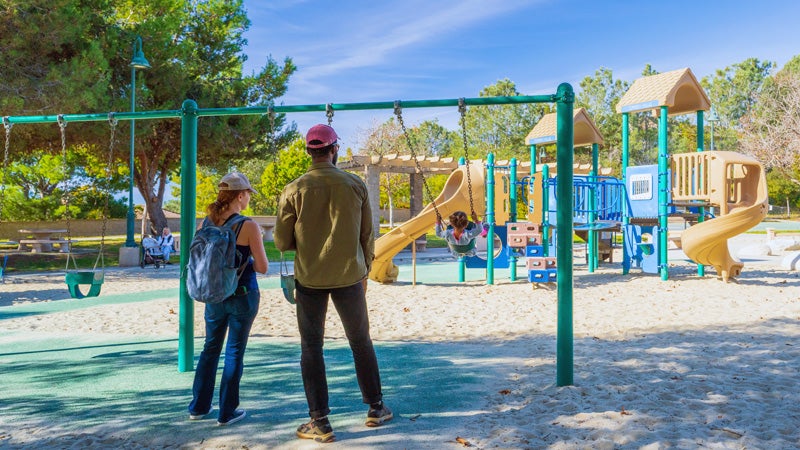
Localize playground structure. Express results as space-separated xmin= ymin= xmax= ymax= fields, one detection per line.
xmin=370 ymin=69 xmax=767 ymax=284
xmin=367 ymin=154 xmax=605 ymax=285
xmin=0 ymin=87 xmax=579 ymax=387
xmin=617 ymin=68 xmax=768 ymax=281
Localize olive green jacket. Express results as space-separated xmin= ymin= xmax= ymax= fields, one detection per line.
xmin=274 ymin=161 xmax=374 ymax=289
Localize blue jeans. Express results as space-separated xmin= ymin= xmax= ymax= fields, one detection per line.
xmin=162 ymin=246 xmax=172 ymax=261
xmin=295 ymin=280 xmax=383 ymax=419
xmin=189 ymin=289 xmax=259 ymax=422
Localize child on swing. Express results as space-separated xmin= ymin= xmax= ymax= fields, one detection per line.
xmin=435 ymin=210 xmax=486 ymax=257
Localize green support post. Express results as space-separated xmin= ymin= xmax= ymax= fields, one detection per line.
xmin=529 ymin=145 xmax=536 ymax=218
xmin=555 ymin=83 xmax=574 ymax=387
xmin=486 ymin=153 xmax=495 ymax=285
xmin=621 ymin=112 xmax=630 ymax=274
xmin=588 ymin=143 xmax=599 ymax=272
xmin=541 ymin=164 xmax=550 ymax=255
xmin=178 ymin=99 xmax=198 ymax=372
xmin=658 ymin=106 xmax=669 ymax=281
xmin=458 ymin=156 xmax=467 ymax=282
xmin=509 ymin=158 xmax=518 ymax=282
xmin=696 ymin=110 xmax=706 ymax=277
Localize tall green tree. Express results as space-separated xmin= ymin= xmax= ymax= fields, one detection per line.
xmin=462 ymin=79 xmax=549 ymax=160
xmin=0 ymin=146 xmax=126 ymax=221
xmin=0 ymin=0 xmax=297 ymax=230
xmin=258 ymin=138 xmax=311 ymax=214
xmin=576 ymin=67 xmax=628 ymax=168
xmin=701 ymin=57 xmax=774 ymax=151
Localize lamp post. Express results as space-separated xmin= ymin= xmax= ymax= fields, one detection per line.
xmin=707 ymin=107 xmax=719 ymax=151
xmin=126 ymin=36 xmax=150 ymax=248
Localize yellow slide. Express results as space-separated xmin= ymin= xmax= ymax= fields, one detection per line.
xmin=369 ymin=162 xmax=486 ymax=283
xmin=678 ymin=152 xmax=768 ymax=281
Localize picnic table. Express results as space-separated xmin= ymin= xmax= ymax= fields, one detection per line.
xmin=17 ymin=229 xmax=70 ymax=253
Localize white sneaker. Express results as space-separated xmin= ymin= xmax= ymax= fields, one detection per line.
xmin=189 ymin=407 xmax=214 ymax=420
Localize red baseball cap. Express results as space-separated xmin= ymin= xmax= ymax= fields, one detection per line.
xmin=305 ymin=124 xmax=338 ymax=149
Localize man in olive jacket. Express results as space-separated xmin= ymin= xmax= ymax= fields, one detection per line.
xmin=274 ymin=124 xmax=392 ymax=443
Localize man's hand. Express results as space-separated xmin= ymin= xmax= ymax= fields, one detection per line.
xmin=361 ymin=277 xmax=368 ymax=294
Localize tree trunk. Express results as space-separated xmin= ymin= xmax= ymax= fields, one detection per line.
xmin=135 ymin=124 xmax=179 ymax=235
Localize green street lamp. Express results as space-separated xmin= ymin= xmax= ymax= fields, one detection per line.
xmin=126 ymin=36 xmax=150 ymax=247
xmin=707 ymin=107 xmax=719 ymax=151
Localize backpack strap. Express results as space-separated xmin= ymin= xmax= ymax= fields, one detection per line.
xmin=225 ymin=214 xmax=252 ymax=284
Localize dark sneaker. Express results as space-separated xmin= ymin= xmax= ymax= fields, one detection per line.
xmin=217 ymin=409 xmax=246 ymax=426
xmin=365 ymin=403 xmax=393 ymax=427
xmin=189 ymin=407 xmax=214 ymax=420
xmin=296 ymin=417 xmax=336 ymax=443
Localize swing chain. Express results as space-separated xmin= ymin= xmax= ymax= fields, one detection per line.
xmin=99 ymin=113 xmax=118 ymax=259
xmin=325 ymin=103 xmax=334 ymax=126
xmin=57 ymin=115 xmax=78 ymax=270
xmin=1 ymin=117 xmax=12 ymax=221
xmin=394 ymin=101 xmax=443 ymax=223
xmin=458 ymin=98 xmax=476 ymax=219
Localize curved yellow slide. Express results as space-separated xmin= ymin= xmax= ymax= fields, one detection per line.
xmin=680 ymin=152 xmax=768 ymax=281
xmin=369 ymin=162 xmax=486 ymax=283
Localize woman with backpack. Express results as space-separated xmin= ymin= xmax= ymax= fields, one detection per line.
xmin=187 ymin=172 xmax=268 ymax=426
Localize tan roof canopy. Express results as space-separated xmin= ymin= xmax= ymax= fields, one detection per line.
xmin=525 ymin=107 xmax=604 ymax=147
xmin=337 ymin=153 xmax=458 ymax=174
xmin=616 ymin=67 xmax=711 ymax=116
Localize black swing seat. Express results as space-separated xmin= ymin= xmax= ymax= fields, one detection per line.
xmin=65 ymin=270 xmax=104 ymax=298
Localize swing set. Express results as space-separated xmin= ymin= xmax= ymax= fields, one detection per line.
xmin=0 ymin=114 xmax=117 ymax=296
xmin=0 ymin=85 xmax=577 ymax=387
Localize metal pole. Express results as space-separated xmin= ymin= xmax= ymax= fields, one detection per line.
xmin=621 ymin=112 xmax=630 ymax=274
xmin=555 ymin=83 xmax=574 ymax=387
xmin=486 ymin=154 xmax=495 ymax=285
xmin=125 ymin=64 xmax=137 ymax=247
xmin=588 ymin=143 xmax=599 ymax=272
xmin=658 ymin=106 xmax=669 ymax=281
xmin=696 ymin=111 xmax=705 ymax=277
xmin=178 ymin=99 xmax=198 ymax=372
xmin=541 ymin=164 xmax=550 ymax=255
xmin=510 ymin=158 xmax=518 ymax=282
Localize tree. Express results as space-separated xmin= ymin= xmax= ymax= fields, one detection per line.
xmin=258 ymin=138 xmax=311 ymax=214
xmin=462 ymin=79 xmax=549 ymax=160
xmin=0 ymin=146 xmax=126 ymax=221
xmin=739 ymin=58 xmax=800 ymax=184
xmin=576 ymin=67 xmax=629 ymax=168
xmin=701 ymin=58 xmax=775 ymax=151
xmin=0 ymin=0 xmax=297 ymax=231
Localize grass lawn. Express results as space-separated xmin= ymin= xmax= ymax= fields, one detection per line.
xmin=1 ymin=237 xmax=297 ymax=274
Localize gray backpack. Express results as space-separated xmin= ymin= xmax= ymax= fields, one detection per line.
xmin=186 ymin=214 xmax=249 ymax=303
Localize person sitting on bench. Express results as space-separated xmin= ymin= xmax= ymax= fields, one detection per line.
xmin=157 ymin=226 xmax=176 ymax=263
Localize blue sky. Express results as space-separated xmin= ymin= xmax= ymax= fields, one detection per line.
xmin=240 ymin=0 xmax=800 ymax=149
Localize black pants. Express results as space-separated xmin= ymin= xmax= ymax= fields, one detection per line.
xmin=295 ymin=279 xmax=383 ymax=419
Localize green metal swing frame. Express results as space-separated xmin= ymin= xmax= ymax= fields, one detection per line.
xmin=1 ymin=86 xmax=576 ymax=386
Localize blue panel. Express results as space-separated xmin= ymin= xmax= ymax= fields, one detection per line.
xmin=528 ymin=269 xmax=557 ymax=283
xmin=464 ymin=224 xmax=509 ymax=269
xmin=525 ymin=245 xmax=545 ymax=257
